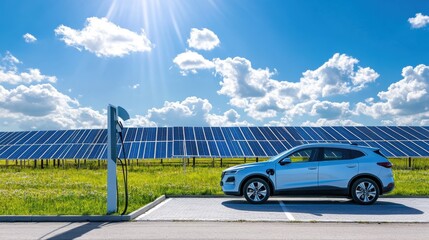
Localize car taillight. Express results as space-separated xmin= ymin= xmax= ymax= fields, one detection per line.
xmin=377 ymin=162 xmax=392 ymax=168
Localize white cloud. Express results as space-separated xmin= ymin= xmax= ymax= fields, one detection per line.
xmin=408 ymin=13 xmax=429 ymax=28
xmin=301 ymin=118 xmax=362 ymax=127
xmin=206 ymin=109 xmax=251 ymax=126
xmin=0 ymin=84 xmax=76 ymax=116
xmin=356 ymin=64 xmax=429 ymax=125
xmin=55 ymin=17 xmax=152 ymax=57
xmin=146 ymin=96 xmax=212 ymax=126
xmin=266 ymin=116 xmax=293 ymax=126
xmin=124 ymin=115 xmax=156 ymax=127
xmin=173 ymin=50 xmax=214 ymax=75
xmin=23 ymin=33 xmax=37 ymax=43
xmin=214 ymin=57 xmax=270 ymax=99
xmin=0 ymin=52 xmax=57 ymax=84
xmin=0 ymin=84 xmax=105 ymax=130
xmin=124 ymin=96 xmax=249 ymax=127
xmin=212 ymin=53 xmax=374 ymax=121
xmin=187 ymin=28 xmax=220 ymax=51
xmin=0 ymin=51 xmax=105 ymax=131
xmin=1 ymin=51 xmax=20 ymax=69
xmin=310 ymin=101 xmax=351 ymax=119
xmin=299 ymin=53 xmax=379 ymax=98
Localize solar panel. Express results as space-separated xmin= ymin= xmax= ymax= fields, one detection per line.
xmin=270 ymin=140 xmax=287 ymax=153
xmin=250 ymin=127 xmax=266 ymax=141
xmin=286 ymin=127 xmax=304 ymax=141
xmin=57 ymin=130 xmax=73 ymax=144
xmin=400 ymin=141 xmax=428 ymax=156
xmin=173 ymin=140 xmax=184 ymax=156
xmin=216 ymin=141 xmax=231 ymax=156
xmin=212 ymin=128 xmax=225 ymax=140
xmin=137 ymin=142 xmax=145 ymax=159
xmin=196 ymin=141 xmax=210 ymax=156
xmin=185 ymin=140 xmax=197 ymax=156
xmin=207 ymin=141 xmax=219 ymax=156
xmin=302 ymin=127 xmax=323 ymax=141
xmin=156 ymin=127 xmax=167 ymax=141
xmin=346 ymin=127 xmax=371 ymax=141
xmin=298 ymin=128 xmax=313 ymax=140
xmin=230 ymin=127 xmax=245 ymax=140
xmin=88 ymin=144 xmax=104 ymax=159
xmin=125 ymin=128 xmax=137 ymax=142
xmin=14 ymin=131 xmax=34 ymax=144
xmin=146 ymin=128 xmax=157 ymax=141
xmin=173 ymin=127 xmax=184 ymax=141
xmin=332 ymin=127 xmax=359 ymax=141
xmin=194 ymin=127 xmax=205 ymax=141
xmin=401 ymin=126 xmax=427 ymax=140
xmin=227 ymin=141 xmax=243 ymax=156
xmin=1 ymin=126 xmax=429 ymax=159
xmin=184 ymin=127 xmax=195 ymax=141
xmin=221 ymin=128 xmax=234 ymax=141
xmin=259 ymin=141 xmax=277 ymax=156
xmin=248 ymin=141 xmax=265 ymax=156
xmin=259 ymin=127 xmax=277 ymax=141
xmin=368 ymin=127 xmax=393 ymax=140
xmin=144 ymin=142 xmax=155 ymax=159
xmin=321 ymin=127 xmax=346 ymax=141
xmin=240 ymin=127 xmax=256 ymax=140
xmin=155 ymin=141 xmax=167 ymax=159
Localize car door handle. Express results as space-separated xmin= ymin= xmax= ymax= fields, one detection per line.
xmin=346 ymin=164 xmax=357 ymax=168
xmin=308 ymin=167 xmax=317 ymax=170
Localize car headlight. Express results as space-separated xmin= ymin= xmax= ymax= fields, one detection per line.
xmin=224 ymin=170 xmax=238 ymax=175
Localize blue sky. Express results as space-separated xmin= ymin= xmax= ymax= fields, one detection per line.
xmin=0 ymin=0 xmax=428 ymax=131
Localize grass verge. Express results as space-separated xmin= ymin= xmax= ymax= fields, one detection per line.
xmin=0 ymin=166 xmax=222 ymax=215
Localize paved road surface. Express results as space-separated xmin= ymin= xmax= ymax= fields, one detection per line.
xmin=0 ymin=222 xmax=428 ymax=240
xmin=137 ymin=197 xmax=429 ymax=222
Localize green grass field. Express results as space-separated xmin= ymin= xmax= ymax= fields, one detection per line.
xmin=0 ymin=159 xmax=428 ymax=215
xmin=0 ymin=166 xmax=223 ymax=215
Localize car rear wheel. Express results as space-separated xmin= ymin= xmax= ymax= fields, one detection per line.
xmin=351 ymin=178 xmax=379 ymax=205
xmin=243 ymin=178 xmax=270 ymax=204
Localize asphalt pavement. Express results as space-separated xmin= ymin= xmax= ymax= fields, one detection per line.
xmin=1 ymin=222 xmax=428 ymax=240
xmin=136 ymin=197 xmax=429 ymax=223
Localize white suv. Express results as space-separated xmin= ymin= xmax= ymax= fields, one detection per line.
xmin=221 ymin=143 xmax=395 ymax=205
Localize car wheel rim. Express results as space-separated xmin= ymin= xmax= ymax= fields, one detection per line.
xmin=246 ymin=181 xmax=267 ymax=202
xmin=355 ymin=181 xmax=376 ymax=203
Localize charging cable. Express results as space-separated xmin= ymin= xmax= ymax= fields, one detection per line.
xmin=115 ymin=121 xmax=129 ymax=215
xmin=118 ymin=131 xmax=129 ymax=215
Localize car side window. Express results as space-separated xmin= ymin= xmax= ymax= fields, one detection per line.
xmin=323 ymin=148 xmax=350 ymax=160
xmin=350 ymin=150 xmax=365 ymax=158
xmin=322 ymin=148 xmax=366 ymax=160
xmin=287 ymin=148 xmax=318 ymax=163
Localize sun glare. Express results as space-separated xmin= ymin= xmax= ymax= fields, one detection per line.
xmin=102 ymin=0 xmax=224 ymax=102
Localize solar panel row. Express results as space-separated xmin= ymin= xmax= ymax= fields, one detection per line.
xmin=0 ymin=126 xmax=428 ymax=159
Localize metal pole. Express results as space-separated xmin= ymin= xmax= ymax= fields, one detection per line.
xmin=183 ymin=157 xmax=186 ymax=174
xmin=107 ymin=105 xmax=118 ymax=214
xmin=106 ymin=104 xmax=130 ymax=214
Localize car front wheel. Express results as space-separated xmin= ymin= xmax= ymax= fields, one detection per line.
xmin=351 ymin=178 xmax=379 ymax=205
xmin=243 ymin=178 xmax=270 ymax=204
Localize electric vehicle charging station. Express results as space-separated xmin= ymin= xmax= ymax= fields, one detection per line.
xmin=107 ymin=104 xmax=130 ymax=214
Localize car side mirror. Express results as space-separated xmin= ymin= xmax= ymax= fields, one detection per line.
xmin=279 ymin=158 xmax=291 ymax=166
